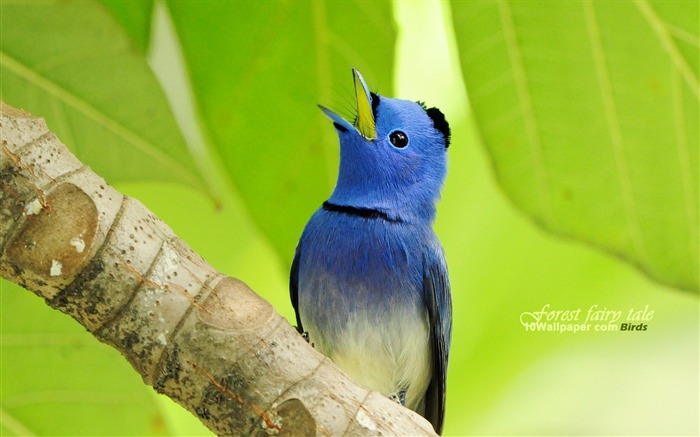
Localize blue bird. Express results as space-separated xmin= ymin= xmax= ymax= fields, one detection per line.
xmin=290 ymin=68 xmax=452 ymax=434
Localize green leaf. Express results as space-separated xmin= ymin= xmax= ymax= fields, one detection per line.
xmin=166 ymin=0 xmax=396 ymax=264
xmin=450 ymin=0 xmax=699 ymax=291
xmin=100 ymin=0 xmax=155 ymax=53
xmin=0 ymin=281 xmax=170 ymax=436
xmin=0 ymin=0 xmax=207 ymax=192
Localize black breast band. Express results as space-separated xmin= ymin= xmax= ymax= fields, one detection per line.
xmin=322 ymin=201 xmax=402 ymax=223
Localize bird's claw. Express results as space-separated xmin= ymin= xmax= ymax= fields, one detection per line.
xmin=301 ymin=331 xmax=315 ymax=348
xmin=388 ymin=390 xmax=407 ymax=406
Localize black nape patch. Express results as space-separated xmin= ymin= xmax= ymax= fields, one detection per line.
xmin=426 ymin=107 xmax=451 ymax=149
xmin=370 ymin=92 xmax=380 ymax=121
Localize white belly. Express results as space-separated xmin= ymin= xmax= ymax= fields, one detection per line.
xmin=305 ymin=308 xmax=432 ymax=411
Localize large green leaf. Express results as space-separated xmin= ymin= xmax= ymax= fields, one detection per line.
xmin=451 ymin=0 xmax=699 ymax=291
xmin=166 ymin=0 xmax=396 ymax=264
xmin=0 ymin=281 xmax=171 ymax=436
xmin=0 ymin=0 xmax=207 ymax=192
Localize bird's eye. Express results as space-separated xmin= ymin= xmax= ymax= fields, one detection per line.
xmin=389 ymin=130 xmax=408 ymax=149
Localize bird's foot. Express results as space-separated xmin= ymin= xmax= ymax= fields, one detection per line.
xmin=301 ymin=331 xmax=314 ymax=348
xmin=388 ymin=390 xmax=407 ymax=407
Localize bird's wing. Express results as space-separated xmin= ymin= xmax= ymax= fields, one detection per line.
xmin=423 ymin=247 xmax=452 ymax=435
xmin=290 ymin=242 xmax=304 ymax=333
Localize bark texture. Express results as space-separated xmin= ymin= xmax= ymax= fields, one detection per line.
xmin=0 ymin=102 xmax=436 ymax=436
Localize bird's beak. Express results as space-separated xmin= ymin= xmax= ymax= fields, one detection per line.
xmin=351 ymin=68 xmax=377 ymax=140
xmin=318 ymin=68 xmax=377 ymax=140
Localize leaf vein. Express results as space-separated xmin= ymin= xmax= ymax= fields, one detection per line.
xmin=0 ymin=50 xmax=200 ymax=187
xmin=582 ymin=0 xmax=650 ymax=267
xmin=498 ymin=0 xmax=553 ymax=223
xmin=0 ymin=408 xmax=36 ymax=436
xmin=634 ymin=0 xmax=700 ymax=100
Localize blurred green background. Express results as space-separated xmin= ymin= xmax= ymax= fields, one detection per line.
xmin=1 ymin=0 xmax=697 ymax=435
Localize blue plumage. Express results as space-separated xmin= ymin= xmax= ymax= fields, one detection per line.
xmin=290 ymin=68 xmax=452 ymax=434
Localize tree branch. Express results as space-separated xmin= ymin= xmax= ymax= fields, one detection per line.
xmin=0 ymin=102 xmax=435 ymax=436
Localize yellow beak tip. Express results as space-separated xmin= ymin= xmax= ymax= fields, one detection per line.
xmin=352 ymin=68 xmax=377 ymax=140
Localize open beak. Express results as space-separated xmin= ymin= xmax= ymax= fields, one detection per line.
xmin=318 ymin=68 xmax=377 ymax=140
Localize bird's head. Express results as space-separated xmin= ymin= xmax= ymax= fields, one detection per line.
xmin=320 ymin=68 xmax=451 ymax=223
